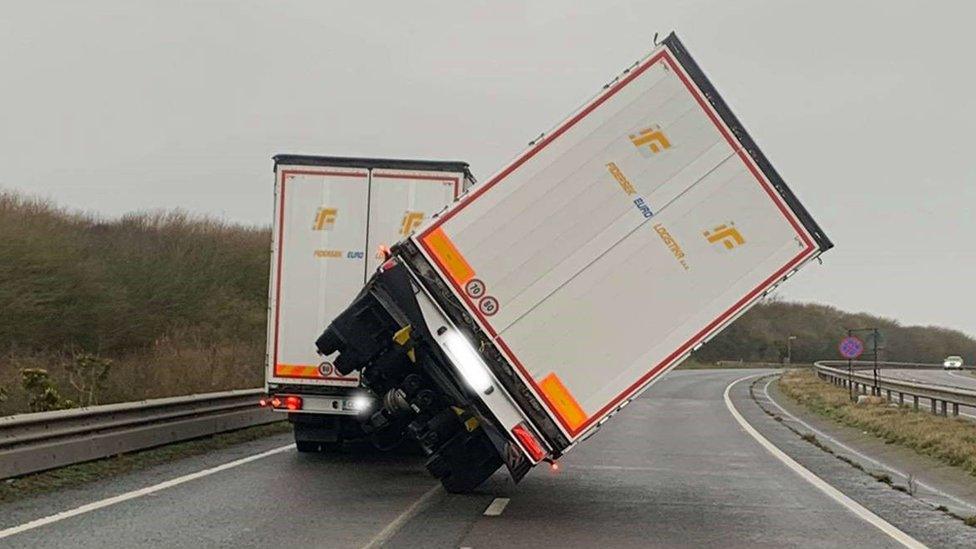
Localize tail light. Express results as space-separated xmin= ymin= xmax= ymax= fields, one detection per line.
xmin=511 ymin=423 xmax=546 ymax=462
xmin=267 ymin=395 xmax=303 ymax=411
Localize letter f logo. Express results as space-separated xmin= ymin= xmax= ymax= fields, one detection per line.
xmin=704 ymin=223 xmax=745 ymax=250
xmin=313 ymin=207 xmax=337 ymax=231
xmin=629 ymin=125 xmax=672 ymax=156
xmin=400 ymin=211 xmax=425 ymax=236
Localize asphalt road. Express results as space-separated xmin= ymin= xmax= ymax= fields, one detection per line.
xmin=883 ymin=368 xmax=976 ymax=419
xmin=1 ymin=369 xmax=972 ymax=548
xmin=884 ymin=368 xmax=976 ymax=390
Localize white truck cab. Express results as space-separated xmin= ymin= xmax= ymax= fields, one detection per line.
xmin=264 ymin=155 xmax=475 ymax=451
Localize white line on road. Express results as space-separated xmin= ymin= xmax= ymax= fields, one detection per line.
xmin=724 ymin=375 xmax=926 ymax=549
xmin=361 ymin=484 xmax=442 ymax=549
xmin=759 ymin=377 xmax=976 ymax=514
xmin=0 ymin=444 xmax=295 ymax=541
xmin=483 ymin=497 xmax=510 ymax=516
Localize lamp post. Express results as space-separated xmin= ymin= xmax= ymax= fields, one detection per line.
xmin=786 ymin=335 xmax=797 ymax=365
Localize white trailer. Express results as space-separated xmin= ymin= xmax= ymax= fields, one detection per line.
xmin=265 ymin=155 xmax=475 ymax=450
xmin=317 ymin=32 xmax=832 ymax=490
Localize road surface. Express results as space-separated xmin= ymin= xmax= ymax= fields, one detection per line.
xmin=882 ymin=368 xmax=976 ymax=419
xmin=1 ymin=369 xmax=973 ymax=547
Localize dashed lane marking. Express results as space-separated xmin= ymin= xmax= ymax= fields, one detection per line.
xmin=483 ymin=497 xmax=510 ymax=516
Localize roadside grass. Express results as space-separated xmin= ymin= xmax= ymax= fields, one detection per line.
xmin=779 ymin=369 xmax=976 ymax=477
xmin=0 ymin=191 xmax=270 ymax=414
xmin=0 ymin=422 xmax=289 ymax=504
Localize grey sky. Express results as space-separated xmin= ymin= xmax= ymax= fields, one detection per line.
xmin=2 ymin=1 xmax=974 ymax=337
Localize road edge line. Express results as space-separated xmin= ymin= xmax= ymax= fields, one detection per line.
xmin=724 ymin=374 xmax=926 ymax=549
xmin=760 ymin=376 xmax=976 ymax=514
xmin=0 ymin=444 xmax=295 ymax=540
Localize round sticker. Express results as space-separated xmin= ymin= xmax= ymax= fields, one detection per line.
xmin=478 ymin=296 xmax=499 ymax=316
xmin=318 ymin=361 xmax=335 ymax=377
xmin=465 ymin=278 xmax=486 ymax=299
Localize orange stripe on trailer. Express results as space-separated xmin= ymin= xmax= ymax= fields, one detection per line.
xmin=539 ymin=373 xmax=587 ymax=431
xmin=274 ymin=364 xmax=320 ymax=378
xmin=423 ymin=228 xmax=475 ymax=285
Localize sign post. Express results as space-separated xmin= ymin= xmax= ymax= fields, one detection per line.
xmin=839 ymin=334 xmax=864 ymax=402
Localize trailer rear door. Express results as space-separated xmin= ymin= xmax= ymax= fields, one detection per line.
xmin=366 ymin=168 xmax=464 ymax=275
xmin=268 ymin=166 xmax=369 ymax=386
xmin=412 ymin=34 xmax=831 ymax=442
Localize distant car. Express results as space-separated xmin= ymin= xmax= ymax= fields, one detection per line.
xmin=943 ymin=355 xmax=964 ymax=369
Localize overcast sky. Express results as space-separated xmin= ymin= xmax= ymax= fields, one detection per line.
xmin=2 ymin=1 xmax=974 ymax=337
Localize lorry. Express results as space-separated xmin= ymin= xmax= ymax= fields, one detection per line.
xmin=264 ymin=155 xmax=475 ymax=451
xmin=312 ymin=32 xmax=834 ymax=492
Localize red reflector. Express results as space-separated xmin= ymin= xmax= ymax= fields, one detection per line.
xmin=511 ymin=423 xmax=546 ymax=462
xmin=258 ymin=398 xmax=268 ymax=407
xmin=381 ymin=258 xmax=396 ymax=271
xmin=270 ymin=397 xmax=282 ymax=408
xmin=283 ymin=396 xmax=303 ymax=411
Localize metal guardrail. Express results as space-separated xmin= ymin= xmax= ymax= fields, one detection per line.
xmin=814 ymin=360 xmax=976 ymax=417
xmin=0 ymin=388 xmax=280 ymax=479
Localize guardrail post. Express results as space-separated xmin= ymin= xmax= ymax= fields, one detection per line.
xmin=931 ymin=400 xmax=937 ymax=415
xmin=952 ymin=403 xmax=959 ymax=416
xmin=898 ymin=392 xmax=904 ymax=405
xmin=941 ymin=401 xmax=948 ymax=417
xmin=913 ymin=395 xmax=918 ymax=411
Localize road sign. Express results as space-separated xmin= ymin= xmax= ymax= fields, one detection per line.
xmin=839 ymin=336 xmax=864 ymax=359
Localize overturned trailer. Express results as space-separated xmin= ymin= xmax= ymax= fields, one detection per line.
xmin=314 ymin=32 xmax=833 ymax=492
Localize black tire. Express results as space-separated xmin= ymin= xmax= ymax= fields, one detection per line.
xmin=426 ymin=430 xmax=503 ymax=494
xmin=295 ymin=440 xmax=320 ymax=453
xmin=296 ymin=440 xmax=342 ymax=453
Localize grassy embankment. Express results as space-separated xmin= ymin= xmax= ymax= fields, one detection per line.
xmin=0 ymin=192 xmax=270 ymax=415
xmin=779 ymin=369 xmax=976 ymax=477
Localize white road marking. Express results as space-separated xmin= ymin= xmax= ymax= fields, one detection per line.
xmin=361 ymin=484 xmax=442 ymax=549
xmin=483 ymin=497 xmax=510 ymax=516
xmin=0 ymin=444 xmax=295 ymax=541
xmin=724 ymin=375 xmax=926 ymax=549
xmin=759 ymin=377 xmax=976 ymax=515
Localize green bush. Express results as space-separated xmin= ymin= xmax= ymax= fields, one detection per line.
xmin=20 ymin=369 xmax=74 ymax=412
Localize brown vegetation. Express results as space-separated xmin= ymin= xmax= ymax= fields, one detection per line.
xmin=0 ymin=192 xmax=269 ymax=414
xmin=779 ymin=369 xmax=976 ymax=477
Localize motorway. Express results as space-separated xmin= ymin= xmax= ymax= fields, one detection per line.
xmin=1 ymin=369 xmax=975 ymax=548
xmin=884 ymin=368 xmax=976 ymax=390
xmin=882 ymin=368 xmax=976 ymax=419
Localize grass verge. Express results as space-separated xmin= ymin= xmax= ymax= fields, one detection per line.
xmin=778 ymin=369 xmax=976 ymax=477
xmin=0 ymin=421 xmax=289 ymax=504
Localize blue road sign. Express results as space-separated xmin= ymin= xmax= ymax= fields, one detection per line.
xmin=839 ymin=336 xmax=864 ymax=359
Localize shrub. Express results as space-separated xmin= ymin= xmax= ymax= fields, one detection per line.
xmin=20 ymin=369 xmax=74 ymax=412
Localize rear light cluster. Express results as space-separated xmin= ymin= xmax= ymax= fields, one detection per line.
xmin=259 ymin=395 xmax=303 ymax=411
xmin=511 ymin=423 xmax=547 ymax=462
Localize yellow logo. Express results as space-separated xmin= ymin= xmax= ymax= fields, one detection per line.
xmin=704 ymin=223 xmax=745 ymax=250
xmin=629 ymin=125 xmax=671 ymax=155
xmin=313 ymin=207 xmax=337 ymax=231
xmin=606 ymin=162 xmax=636 ymax=195
xmin=654 ymin=223 xmax=689 ymax=270
xmin=399 ymin=211 xmax=425 ymax=236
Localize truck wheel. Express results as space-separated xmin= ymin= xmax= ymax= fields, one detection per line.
xmin=426 ymin=430 xmax=503 ymax=493
xmin=295 ymin=440 xmax=342 ymax=453
xmin=295 ymin=440 xmax=320 ymax=453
